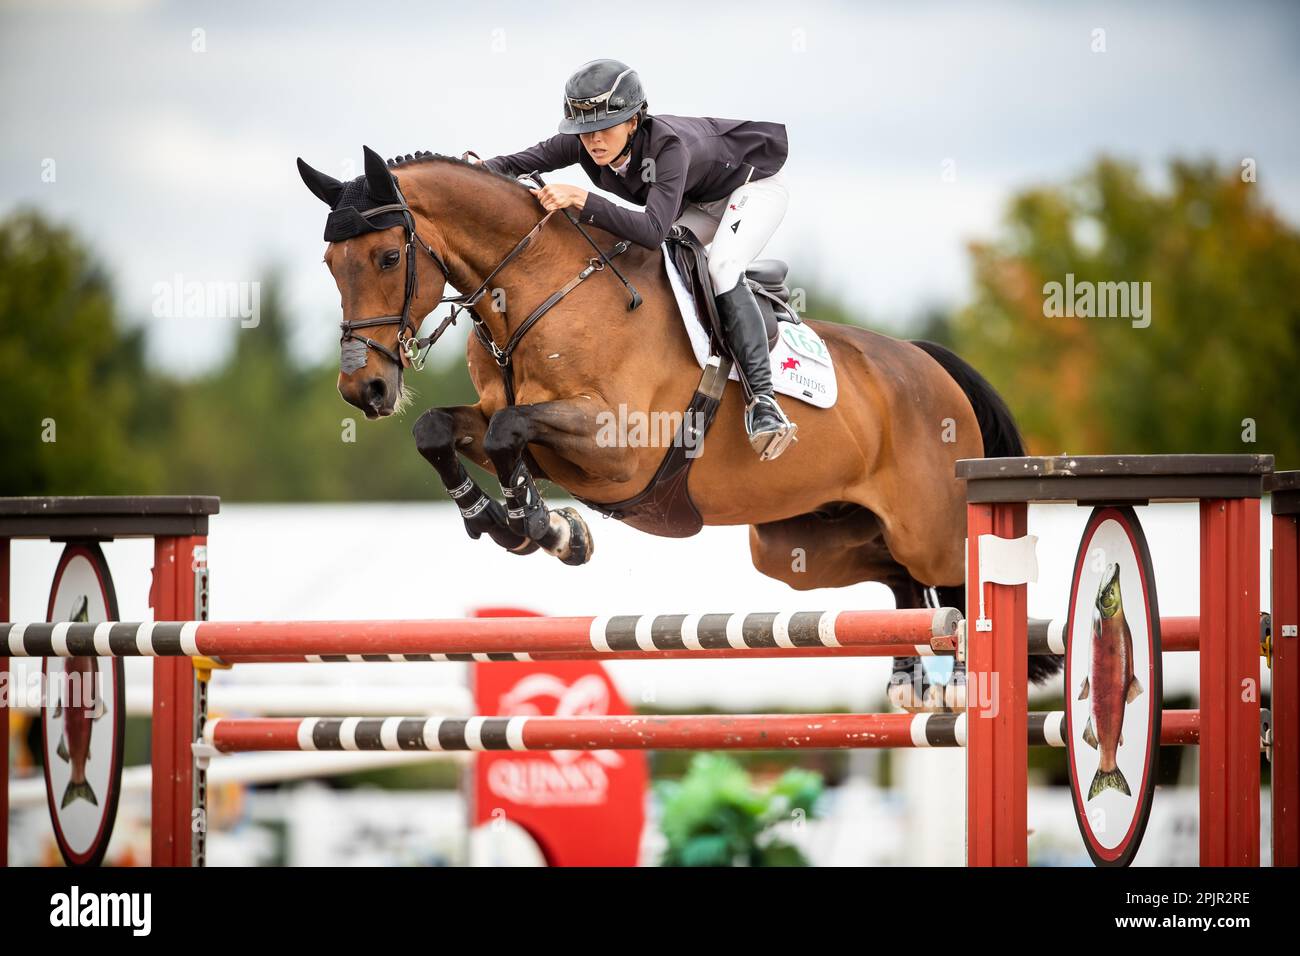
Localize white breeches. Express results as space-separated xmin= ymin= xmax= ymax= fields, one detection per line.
xmin=673 ymin=169 xmax=788 ymax=293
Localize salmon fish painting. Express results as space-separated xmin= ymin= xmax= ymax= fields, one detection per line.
xmin=50 ymin=595 xmax=105 ymax=809
xmin=1077 ymin=562 xmax=1143 ymax=800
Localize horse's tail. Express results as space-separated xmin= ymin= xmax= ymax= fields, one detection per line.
xmin=910 ymin=340 xmax=1024 ymax=458
xmin=910 ymin=341 xmax=1061 ymax=685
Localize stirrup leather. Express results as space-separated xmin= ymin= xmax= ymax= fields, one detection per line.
xmin=744 ymin=394 xmax=798 ymax=461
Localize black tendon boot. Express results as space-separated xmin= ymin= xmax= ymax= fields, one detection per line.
xmin=715 ymin=282 xmax=797 ymax=460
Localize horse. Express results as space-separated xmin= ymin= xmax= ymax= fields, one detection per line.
xmin=297 ymin=146 xmax=1061 ymax=707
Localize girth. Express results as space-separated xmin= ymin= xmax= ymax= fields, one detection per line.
xmin=569 ymin=354 xmax=733 ymax=537
xmin=566 ymin=230 xmax=742 ymax=536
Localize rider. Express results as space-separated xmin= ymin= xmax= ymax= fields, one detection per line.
xmin=474 ymin=58 xmax=797 ymax=460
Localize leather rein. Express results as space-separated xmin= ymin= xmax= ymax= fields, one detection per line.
xmin=341 ymin=173 xmax=640 ymax=405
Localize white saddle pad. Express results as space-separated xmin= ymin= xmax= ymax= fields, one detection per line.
xmin=662 ymin=247 xmax=838 ymax=409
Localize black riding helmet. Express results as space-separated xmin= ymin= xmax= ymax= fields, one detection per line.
xmin=558 ymin=59 xmax=647 ymax=136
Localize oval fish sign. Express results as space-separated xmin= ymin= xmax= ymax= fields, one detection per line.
xmin=1064 ymin=507 xmax=1162 ymax=867
xmin=41 ymin=542 xmax=126 ymax=867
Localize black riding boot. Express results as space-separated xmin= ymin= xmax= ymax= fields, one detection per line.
xmin=715 ymin=282 xmax=797 ymax=460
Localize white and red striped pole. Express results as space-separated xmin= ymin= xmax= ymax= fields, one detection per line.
xmin=5 ymin=611 xmax=1223 ymax=663
xmin=3 ymin=608 xmax=959 ymax=659
xmin=202 ymin=710 xmax=1203 ymax=754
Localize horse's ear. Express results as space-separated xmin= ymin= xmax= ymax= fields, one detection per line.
xmin=297 ymin=157 xmax=343 ymax=207
xmin=363 ymin=145 xmax=400 ymax=204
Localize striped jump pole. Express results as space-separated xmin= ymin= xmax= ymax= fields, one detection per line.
xmin=10 ymin=611 xmax=1235 ymax=664
xmin=2 ymin=608 xmax=961 ymax=660
xmin=228 ymin=615 xmax=1213 ymax=663
xmin=215 ymin=644 xmax=929 ymax=665
xmin=202 ymin=710 xmax=1202 ymax=753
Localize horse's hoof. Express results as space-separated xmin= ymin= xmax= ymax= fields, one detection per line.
xmin=553 ymin=507 xmax=594 ymax=566
xmin=507 ymin=538 xmax=541 ymax=556
xmin=888 ymin=656 xmax=927 ymax=712
xmin=923 ymin=683 xmax=953 ymax=712
xmin=942 ymin=664 xmax=967 ymax=711
xmin=888 ymin=682 xmax=929 ymax=713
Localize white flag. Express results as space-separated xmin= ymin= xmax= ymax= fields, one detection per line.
xmin=977 ymin=533 xmax=1039 ymax=586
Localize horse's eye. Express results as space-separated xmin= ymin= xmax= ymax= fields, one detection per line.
xmin=380 ymin=249 xmax=401 ymax=269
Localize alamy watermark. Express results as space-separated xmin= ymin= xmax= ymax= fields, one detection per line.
xmin=1 ymin=667 xmax=101 ymax=710
xmin=1042 ymin=273 xmax=1151 ymax=328
xmin=595 ymin=404 xmax=707 ymax=457
xmin=152 ymin=273 xmax=260 ymax=328
xmin=50 ymin=886 xmax=150 ymax=935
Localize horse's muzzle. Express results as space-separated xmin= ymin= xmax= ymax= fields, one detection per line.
xmin=340 ymin=372 xmax=397 ymax=419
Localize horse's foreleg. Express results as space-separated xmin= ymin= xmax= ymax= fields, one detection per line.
xmin=483 ymin=402 xmax=598 ymax=566
xmin=411 ymin=405 xmax=538 ymax=555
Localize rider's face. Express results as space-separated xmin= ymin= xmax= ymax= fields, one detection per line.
xmin=579 ymin=118 xmax=637 ymax=166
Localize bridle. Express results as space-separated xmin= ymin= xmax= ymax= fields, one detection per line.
xmin=339 ymin=173 xmax=642 ymax=405
xmin=338 ymin=179 xmax=545 ymax=373
xmin=337 ymin=192 xmax=452 ymax=371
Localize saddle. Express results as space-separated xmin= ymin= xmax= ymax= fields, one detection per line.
xmin=569 ymin=232 xmax=802 ymax=538
xmin=665 ymin=226 xmax=800 ymax=355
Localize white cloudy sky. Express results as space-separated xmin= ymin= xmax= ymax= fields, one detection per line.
xmin=2 ymin=0 xmax=1297 ymax=375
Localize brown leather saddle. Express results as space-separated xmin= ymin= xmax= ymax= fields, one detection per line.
xmin=665 ymin=225 xmax=801 ymax=352
xmin=569 ymin=229 xmax=799 ymax=536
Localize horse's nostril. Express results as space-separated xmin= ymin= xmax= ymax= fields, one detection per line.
xmin=366 ymin=378 xmax=387 ymax=407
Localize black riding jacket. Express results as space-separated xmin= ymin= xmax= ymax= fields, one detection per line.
xmin=483 ymin=114 xmax=788 ymax=249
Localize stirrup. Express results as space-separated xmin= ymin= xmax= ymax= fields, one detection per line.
xmin=744 ymin=394 xmax=798 ymax=461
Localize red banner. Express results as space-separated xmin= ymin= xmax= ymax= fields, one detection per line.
xmin=470 ymin=608 xmax=646 ymax=866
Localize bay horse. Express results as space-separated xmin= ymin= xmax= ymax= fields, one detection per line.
xmin=297 ymin=146 xmax=1060 ymax=707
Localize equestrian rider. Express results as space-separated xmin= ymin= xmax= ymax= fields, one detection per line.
xmin=473 ymin=59 xmax=797 ymax=461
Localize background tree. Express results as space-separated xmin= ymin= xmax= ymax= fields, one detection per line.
xmin=949 ymin=158 xmax=1300 ymax=465
xmin=0 ymin=211 xmax=159 ymax=494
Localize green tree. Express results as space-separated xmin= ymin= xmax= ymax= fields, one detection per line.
xmin=951 ymin=158 xmax=1300 ymax=465
xmin=153 ymin=270 xmax=481 ymax=501
xmin=0 ymin=208 xmax=485 ymax=501
xmin=0 ymin=210 xmax=160 ymax=494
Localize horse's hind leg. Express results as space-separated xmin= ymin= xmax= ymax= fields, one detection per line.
xmin=887 ymin=582 xmax=970 ymax=712
xmin=889 ymin=574 xmax=961 ymax=717
xmin=891 ymin=579 xmax=1063 ymax=710
xmin=932 ymin=584 xmax=969 ymax=709
xmin=748 ymin=511 xmax=969 ymax=713
xmin=412 ymin=405 xmax=538 ymax=555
